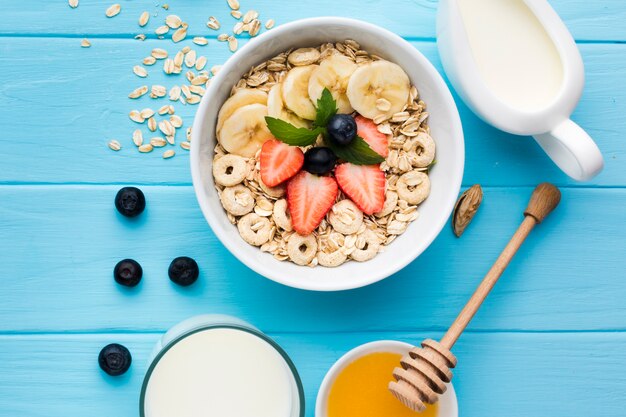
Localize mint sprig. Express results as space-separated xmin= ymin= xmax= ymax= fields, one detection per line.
xmin=265 ymin=117 xmax=323 ymax=146
xmin=265 ymin=88 xmax=385 ymax=165
xmin=314 ymin=88 xmax=338 ymax=128
xmin=326 ymin=136 xmax=385 ymax=165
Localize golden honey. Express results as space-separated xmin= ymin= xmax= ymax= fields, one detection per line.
xmin=327 ymin=352 xmax=438 ymax=417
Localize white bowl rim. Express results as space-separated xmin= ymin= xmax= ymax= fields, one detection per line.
xmin=191 ymin=17 xmax=465 ymax=291
xmin=315 ymin=340 xmax=458 ymax=417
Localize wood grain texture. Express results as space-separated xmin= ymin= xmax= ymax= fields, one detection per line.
xmin=0 ymin=38 xmax=623 ymax=186
xmin=1 ymin=332 xmax=625 ymax=417
xmin=1 ymin=186 xmax=623 ymax=333
xmin=1 ymin=0 xmax=625 ymax=41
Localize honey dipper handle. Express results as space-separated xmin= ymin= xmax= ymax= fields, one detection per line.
xmin=440 ymin=183 xmax=561 ymax=349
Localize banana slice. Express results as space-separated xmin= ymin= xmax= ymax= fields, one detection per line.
xmin=308 ymin=54 xmax=357 ymax=114
xmin=216 ymin=88 xmax=268 ymax=134
xmin=281 ymin=65 xmax=318 ymax=121
xmin=346 ymin=60 xmax=411 ymax=119
xmin=267 ymin=83 xmax=310 ymax=128
xmin=219 ymin=103 xmax=273 ymax=157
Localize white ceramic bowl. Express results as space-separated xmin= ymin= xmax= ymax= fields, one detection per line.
xmin=191 ymin=17 xmax=464 ymax=291
xmin=315 ymin=340 xmax=458 ymax=417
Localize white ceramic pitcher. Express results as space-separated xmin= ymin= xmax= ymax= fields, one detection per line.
xmin=437 ymin=0 xmax=604 ymax=181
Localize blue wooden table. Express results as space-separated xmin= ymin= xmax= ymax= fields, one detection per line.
xmin=1 ymin=1 xmax=625 ymax=416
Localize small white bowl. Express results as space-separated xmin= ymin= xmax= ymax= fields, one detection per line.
xmin=315 ymin=340 xmax=458 ymax=417
xmin=191 ymin=17 xmax=464 ymax=291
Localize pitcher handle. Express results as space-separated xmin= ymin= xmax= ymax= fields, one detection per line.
xmin=532 ymin=119 xmax=604 ymax=181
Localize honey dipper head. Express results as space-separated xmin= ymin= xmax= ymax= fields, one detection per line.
xmin=389 ymin=339 xmax=457 ymax=412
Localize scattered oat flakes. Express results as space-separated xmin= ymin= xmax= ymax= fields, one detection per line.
xmin=193 ymin=37 xmax=209 ymax=46
xmin=170 ymin=115 xmax=183 ymax=128
xmin=108 ymin=139 xmax=121 ymax=151
xmin=151 ymin=85 xmax=167 ymax=98
xmin=169 ymin=85 xmax=182 ymax=101
xmin=207 ymin=16 xmax=220 ymax=30
xmin=180 ymin=141 xmax=191 ymax=150
xmin=165 ymin=14 xmax=182 ymax=29
xmin=69 ymin=0 xmax=79 ymax=8
xmin=128 ymin=85 xmax=148 ymax=99
xmin=249 ymin=19 xmax=261 ymax=37
xmin=210 ymin=65 xmax=222 ymax=76
xmin=129 ymin=110 xmax=145 ymax=123
xmin=227 ymin=0 xmax=240 ymax=11
xmin=172 ymin=27 xmax=187 ymax=43
xmin=195 ymin=56 xmax=207 ymax=71
xmin=81 ymin=38 xmax=91 ymax=48
xmin=187 ymin=94 xmax=201 ymax=104
xmin=105 ymin=4 xmax=121 ymax=17
xmin=133 ymin=65 xmax=148 ymax=78
xmin=140 ymin=108 xmax=155 ymax=119
xmin=163 ymin=58 xmax=175 ymax=74
xmin=135 ymin=34 xmax=146 ymax=41
xmin=265 ymin=19 xmax=275 ymax=29
xmin=217 ymin=33 xmax=229 ymax=42
xmin=148 ymin=117 xmax=157 ymax=132
xmin=163 ymin=149 xmax=176 ymax=159
xmin=150 ymin=137 xmax=167 ymax=147
xmin=231 ymin=10 xmax=242 ymax=19
xmin=152 ymin=48 xmax=168 ymax=59
xmin=186 ymin=127 xmax=192 ymax=141
xmin=155 ymin=25 xmax=170 ymax=36
xmin=243 ymin=10 xmax=258 ymax=24
xmin=139 ymin=11 xmax=150 ymax=27
xmin=184 ymin=50 xmax=197 ymax=68
xmin=181 ymin=46 xmax=191 ymax=54
xmin=233 ymin=22 xmax=244 ymax=35
xmin=162 ymin=3 xmax=169 ymax=10
xmin=143 ymin=56 xmax=157 ymax=66
xmin=228 ymin=36 xmax=238 ymax=52
xmin=138 ymin=144 xmax=153 ymax=153
xmin=132 ymin=129 xmax=143 ymax=147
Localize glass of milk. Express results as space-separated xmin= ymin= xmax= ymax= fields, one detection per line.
xmin=437 ymin=0 xmax=604 ymax=181
xmin=140 ymin=315 xmax=304 ymax=417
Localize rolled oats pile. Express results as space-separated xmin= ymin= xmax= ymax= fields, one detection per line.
xmin=213 ymin=40 xmax=436 ymax=268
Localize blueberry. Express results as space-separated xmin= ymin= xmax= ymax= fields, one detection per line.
xmin=327 ymin=114 xmax=357 ymax=146
xmin=115 ymin=187 xmax=145 ymax=218
xmin=98 ymin=343 xmax=132 ymax=376
xmin=113 ymin=259 xmax=142 ymax=287
xmin=168 ymin=256 xmax=199 ymax=287
xmin=303 ymin=147 xmax=337 ymax=175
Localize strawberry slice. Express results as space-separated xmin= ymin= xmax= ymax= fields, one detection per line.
xmin=287 ymin=171 xmax=339 ymax=235
xmin=335 ymin=163 xmax=386 ymax=215
xmin=355 ymin=115 xmax=389 ymax=157
xmin=260 ymin=139 xmax=304 ymax=187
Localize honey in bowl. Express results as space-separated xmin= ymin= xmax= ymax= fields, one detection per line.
xmin=327 ymin=352 xmax=438 ymax=417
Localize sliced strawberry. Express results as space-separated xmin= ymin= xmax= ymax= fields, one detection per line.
xmin=287 ymin=171 xmax=338 ymax=235
xmin=335 ymin=163 xmax=386 ymax=215
xmin=260 ymin=139 xmax=304 ymax=187
xmin=355 ymin=115 xmax=389 ymax=157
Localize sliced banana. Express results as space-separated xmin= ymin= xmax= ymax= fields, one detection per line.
xmin=267 ymin=83 xmax=310 ymax=128
xmin=308 ymin=54 xmax=357 ymax=114
xmin=346 ymin=60 xmax=410 ymax=119
xmin=219 ymin=103 xmax=272 ymax=157
xmin=281 ymin=65 xmax=318 ymax=120
xmin=216 ymin=88 xmax=268 ymax=134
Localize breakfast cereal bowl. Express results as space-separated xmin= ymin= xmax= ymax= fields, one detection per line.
xmin=191 ymin=17 xmax=464 ymax=291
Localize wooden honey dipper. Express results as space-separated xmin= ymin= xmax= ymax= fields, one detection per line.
xmin=389 ymin=183 xmax=562 ymax=412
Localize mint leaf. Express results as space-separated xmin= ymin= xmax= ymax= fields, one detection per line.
xmin=325 ymin=135 xmax=385 ymax=165
xmin=314 ymin=88 xmax=338 ymax=128
xmin=265 ymin=117 xmax=323 ymax=146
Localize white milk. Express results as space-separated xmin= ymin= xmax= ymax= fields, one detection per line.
xmin=143 ymin=328 xmax=297 ymax=417
xmin=458 ymin=0 xmax=564 ymax=110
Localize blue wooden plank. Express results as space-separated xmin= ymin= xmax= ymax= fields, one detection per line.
xmin=1 ymin=0 xmax=625 ymax=41
xmin=1 ymin=186 xmax=624 ymax=333
xmin=1 ymin=331 xmax=625 ymax=417
xmin=0 ymin=38 xmax=623 ymax=186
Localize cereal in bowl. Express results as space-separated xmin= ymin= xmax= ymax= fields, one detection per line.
xmin=212 ymin=40 xmax=435 ymax=267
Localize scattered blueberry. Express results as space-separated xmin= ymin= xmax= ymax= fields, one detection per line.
xmin=98 ymin=343 xmax=132 ymax=376
xmin=168 ymin=256 xmax=199 ymax=287
xmin=303 ymin=147 xmax=337 ymax=175
xmin=115 ymin=187 xmax=146 ymax=218
xmin=327 ymin=114 xmax=357 ymax=146
xmin=113 ymin=259 xmax=143 ymax=287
